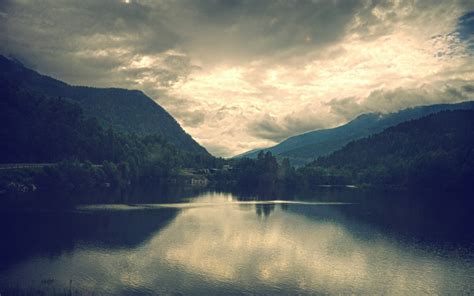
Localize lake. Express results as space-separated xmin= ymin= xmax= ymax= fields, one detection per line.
xmin=1 ymin=188 xmax=473 ymax=295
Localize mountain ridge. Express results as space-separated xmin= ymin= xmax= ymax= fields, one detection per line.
xmin=303 ymin=109 xmax=474 ymax=189
xmin=0 ymin=55 xmax=209 ymax=155
xmin=238 ymin=101 xmax=474 ymax=164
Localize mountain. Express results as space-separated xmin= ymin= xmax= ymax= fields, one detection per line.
xmin=0 ymin=77 xmax=217 ymax=194
xmin=1 ymin=80 xmax=163 ymax=164
xmin=0 ymin=55 xmax=208 ymax=155
xmin=238 ymin=101 xmax=474 ymax=165
xmin=303 ymin=109 xmax=474 ymax=189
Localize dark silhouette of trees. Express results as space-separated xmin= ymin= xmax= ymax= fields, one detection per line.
xmin=301 ymin=110 xmax=474 ymax=190
xmin=0 ymin=81 xmax=216 ymax=196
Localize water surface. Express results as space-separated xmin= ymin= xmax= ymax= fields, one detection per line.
xmin=1 ymin=190 xmax=473 ymax=295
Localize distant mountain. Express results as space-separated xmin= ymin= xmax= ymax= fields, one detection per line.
xmin=238 ymin=101 xmax=474 ymax=165
xmin=0 ymin=55 xmax=208 ymax=155
xmin=304 ymin=109 xmax=474 ymax=189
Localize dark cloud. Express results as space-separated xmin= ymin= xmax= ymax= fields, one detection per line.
xmin=463 ymin=84 xmax=474 ymax=92
xmin=457 ymin=10 xmax=474 ymax=52
xmin=0 ymin=0 xmax=366 ymax=74
xmin=247 ymin=112 xmax=331 ymax=142
xmin=247 ymin=116 xmax=287 ymax=142
xmin=0 ymin=0 xmax=181 ymax=85
xmin=325 ymin=97 xmax=367 ymax=119
xmin=1 ymin=0 xmax=473 ymax=156
xmin=178 ymin=0 xmax=366 ymax=62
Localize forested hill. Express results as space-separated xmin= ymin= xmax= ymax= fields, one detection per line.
xmin=303 ymin=110 xmax=474 ymax=189
xmin=238 ymin=100 xmax=474 ymax=165
xmin=0 ymin=79 xmax=215 ymax=165
xmin=0 ymin=55 xmax=208 ymax=155
xmin=0 ymin=79 xmax=218 ymax=197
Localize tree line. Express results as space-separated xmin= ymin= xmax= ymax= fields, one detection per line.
xmin=219 ymin=110 xmax=474 ymax=193
xmin=1 ymin=77 xmax=473 ymax=204
xmin=0 ymin=80 xmax=218 ymax=199
xmin=301 ymin=110 xmax=474 ymax=190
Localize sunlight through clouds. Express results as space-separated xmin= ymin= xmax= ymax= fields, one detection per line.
xmin=165 ymin=16 xmax=473 ymax=154
xmin=1 ymin=0 xmax=472 ymax=156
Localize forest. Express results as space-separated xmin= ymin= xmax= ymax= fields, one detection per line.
xmin=1 ymin=74 xmax=474 ymax=205
xmin=300 ymin=110 xmax=474 ymax=191
xmin=0 ymin=80 xmax=218 ymax=201
xmin=220 ymin=109 xmax=474 ymax=193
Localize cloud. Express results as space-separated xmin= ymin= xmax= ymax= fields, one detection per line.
xmin=463 ymin=84 xmax=474 ymax=92
xmin=248 ymin=81 xmax=474 ymax=144
xmin=326 ymin=81 xmax=474 ymax=119
xmin=457 ymin=10 xmax=474 ymax=51
xmin=247 ymin=106 xmax=339 ymax=142
xmin=1 ymin=1 xmax=473 ymax=157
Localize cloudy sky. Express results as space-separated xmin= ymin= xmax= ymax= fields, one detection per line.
xmin=1 ymin=0 xmax=473 ymax=157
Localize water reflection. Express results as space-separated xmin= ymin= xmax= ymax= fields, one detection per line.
xmin=0 ymin=192 xmax=473 ymax=295
xmin=0 ymin=208 xmax=178 ymax=272
xmin=255 ymin=203 xmax=276 ymax=217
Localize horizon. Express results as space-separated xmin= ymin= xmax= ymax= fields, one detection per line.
xmin=5 ymin=53 xmax=473 ymax=160
xmin=1 ymin=2 xmax=474 ymax=295
xmin=1 ymin=1 xmax=473 ymax=157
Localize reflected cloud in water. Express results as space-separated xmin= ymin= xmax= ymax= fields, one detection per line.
xmin=1 ymin=192 xmax=473 ymax=295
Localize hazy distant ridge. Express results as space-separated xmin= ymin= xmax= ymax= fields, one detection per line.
xmin=238 ymin=100 xmax=474 ymax=164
